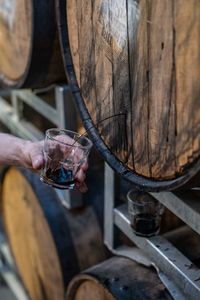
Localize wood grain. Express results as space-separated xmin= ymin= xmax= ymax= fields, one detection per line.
xmin=0 ymin=0 xmax=31 ymax=81
xmin=63 ymin=205 xmax=106 ymax=271
xmin=2 ymin=167 xmax=64 ymax=300
xmin=67 ymin=0 xmax=200 ymax=182
xmin=72 ymin=280 xmax=115 ymax=300
xmin=0 ymin=167 xmax=106 ymax=297
xmin=0 ymin=0 xmax=65 ymax=88
xmin=67 ymin=256 xmax=172 ymax=300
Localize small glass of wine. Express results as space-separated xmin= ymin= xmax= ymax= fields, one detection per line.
xmin=40 ymin=128 xmax=92 ymax=189
xmin=127 ymin=190 xmax=165 ymax=237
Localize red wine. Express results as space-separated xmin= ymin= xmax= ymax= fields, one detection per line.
xmin=131 ymin=213 xmax=160 ymax=236
xmin=42 ymin=166 xmax=75 ymax=189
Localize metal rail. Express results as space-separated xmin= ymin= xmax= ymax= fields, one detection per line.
xmin=0 ymin=224 xmax=29 ymax=300
xmin=115 ymin=205 xmax=200 ymax=300
xmin=1 ymin=89 xmax=200 ymax=298
xmin=104 ymin=163 xmax=200 ymax=300
xmin=151 ymin=191 xmax=200 ymax=236
xmin=0 ymin=97 xmax=43 ymax=141
xmin=0 ymin=86 xmax=83 ymax=209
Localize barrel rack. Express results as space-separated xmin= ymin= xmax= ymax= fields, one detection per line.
xmin=104 ymin=164 xmax=200 ymax=300
xmin=0 ymin=86 xmax=86 ymax=299
xmin=0 ymin=86 xmax=83 ymax=209
xmin=0 ymin=220 xmax=29 ymax=300
xmin=1 ymin=88 xmax=200 ymax=300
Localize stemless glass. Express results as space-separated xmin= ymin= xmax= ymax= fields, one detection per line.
xmin=127 ymin=190 xmax=165 ymax=237
xmin=40 ymin=129 xmax=93 ymax=189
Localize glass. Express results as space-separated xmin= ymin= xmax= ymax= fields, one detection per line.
xmin=40 ymin=128 xmax=93 ymax=189
xmin=127 ymin=190 xmax=165 ymax=237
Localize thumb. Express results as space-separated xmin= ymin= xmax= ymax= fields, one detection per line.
xmin=31 ymin=154 xmax=44 ymax=170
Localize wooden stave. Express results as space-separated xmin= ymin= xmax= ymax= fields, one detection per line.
xmin=0 ymin=167 xmax=106 ymax=299
xmin=20 ymin=168 xmax=106 ymax=285
xmin=56 ymin=0 xmax=200 ymax=192
xmin=0 ymin=167 xmax=65 ymax=300
xmin=66 ymin=256 xmax=172 ymax=300
xmin=0 ymin=0 xmax=66 ymax=89
xmin=65 ymin=0 xmax=200 ymax=182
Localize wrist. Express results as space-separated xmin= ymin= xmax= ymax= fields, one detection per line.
xmin=0 ymin=133 xmax=32 ymax=168
xmin=18 ymin=140 xmax=33 ymax=168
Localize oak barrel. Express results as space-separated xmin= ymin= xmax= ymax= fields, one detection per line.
xmin=66 ymin=256 xmax=172 ymax=300
xmin=0 ymin=0 xmax=65 ymax=89
xmin=57 ymin=0 xmax=200 ymax=191
xmin=0 ymin=167 xmax=106 ymax=300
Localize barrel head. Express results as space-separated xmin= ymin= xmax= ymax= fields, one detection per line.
xmin=57 ymin=0 xmax=200 ymax=190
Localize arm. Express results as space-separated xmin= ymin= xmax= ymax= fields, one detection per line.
xmin=0 ymin=133 xmax=44 ymax=169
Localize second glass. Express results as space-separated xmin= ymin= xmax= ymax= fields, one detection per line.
xmin=127 ymin=190 xmax=165 ymax=237
xmin=40 ymin=129 xmax=93 ymax=189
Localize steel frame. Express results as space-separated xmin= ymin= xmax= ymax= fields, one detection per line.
xmin=104 ymin=163 xmax=200 ymax=300
xmin=0 ymin=86 xmax=83 ymax=209
xmin=1 ymin=88 xmax=200 ymax=299
xmin=0 ymin=223 xmax=29 ymax=300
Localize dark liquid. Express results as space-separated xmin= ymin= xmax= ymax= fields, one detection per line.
xmin=132 ymin=213 xmax=159 ymax=236
xmin=44 ymin=167 xmax=75 ymax=189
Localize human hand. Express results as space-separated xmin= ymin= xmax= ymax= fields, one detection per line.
xmin=23 ymin=140 xmax=89 ymax=193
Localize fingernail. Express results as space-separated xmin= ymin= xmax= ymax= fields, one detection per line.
xmin=34 ymin=157 xmax=43 ymax=169
xmin=34 ymin=160 xmax=40 ymax=169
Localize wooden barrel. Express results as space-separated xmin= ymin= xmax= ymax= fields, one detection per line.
xmin=57 ymin=0 xmax=200 ymax=191
xmin=66 ymin=256 xmax=172 ymax=300
xmin=0 ymin=167 xmax=106 ymax=300
xmin=0 ymin=0 xmax=65 ymax=89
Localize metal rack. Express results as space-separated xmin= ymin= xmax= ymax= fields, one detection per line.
xmin=0 ymin=86 xmax=86 ymax=298
xmin=0 ymin=86 xmax=83 ymax=209
xmin=1 ymin=88 xmax=200 ymax=299
xmin=0 ymin=222 xmax=29 ymax=300
xmin=104 ymin=163 xmax=200 ymax=300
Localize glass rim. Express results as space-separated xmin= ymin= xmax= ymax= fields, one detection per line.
xmin=127 ymin=189 xmax=159 ymax=206
xmin=45 ymin=128 xmax=93 ymax=149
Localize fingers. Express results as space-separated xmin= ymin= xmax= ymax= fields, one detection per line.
xmin=81 ymin=162 xmax=88 ymax=172
xmin=75 ymin=168 xmax=86 ymax=183
xmin=32 ymin=154 xmax=44 ymax=170
xmin=55 ymin=134 xmax=75 ymax=145
xmin=75 ymin=181 xmax=88 ymax=193
xmin=75 ymin=165 xmax=88 ymax=193
xmin=30 ymin=139 xmax=89 ymax=193
xmin=29 ymin=141 xmax=45 ymax=171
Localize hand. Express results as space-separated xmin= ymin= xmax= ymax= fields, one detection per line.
xmin=22 ymin=140 xmax=44 ymax=170
xmin=23 ymin=140 xmax=89 ymax=193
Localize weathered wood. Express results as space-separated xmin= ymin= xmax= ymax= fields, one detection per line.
xmin=57 ymin=0 xmax=200 ymax=191
xmin=67 ymin=256 xmax=172 ymax=300
xmin=0 ymin=167 xmax=106 ymax=299
xmin=0 ymin=0 xmax=65 ymax=89
xmin=1 ymin=167 xmax=64 ymax=300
